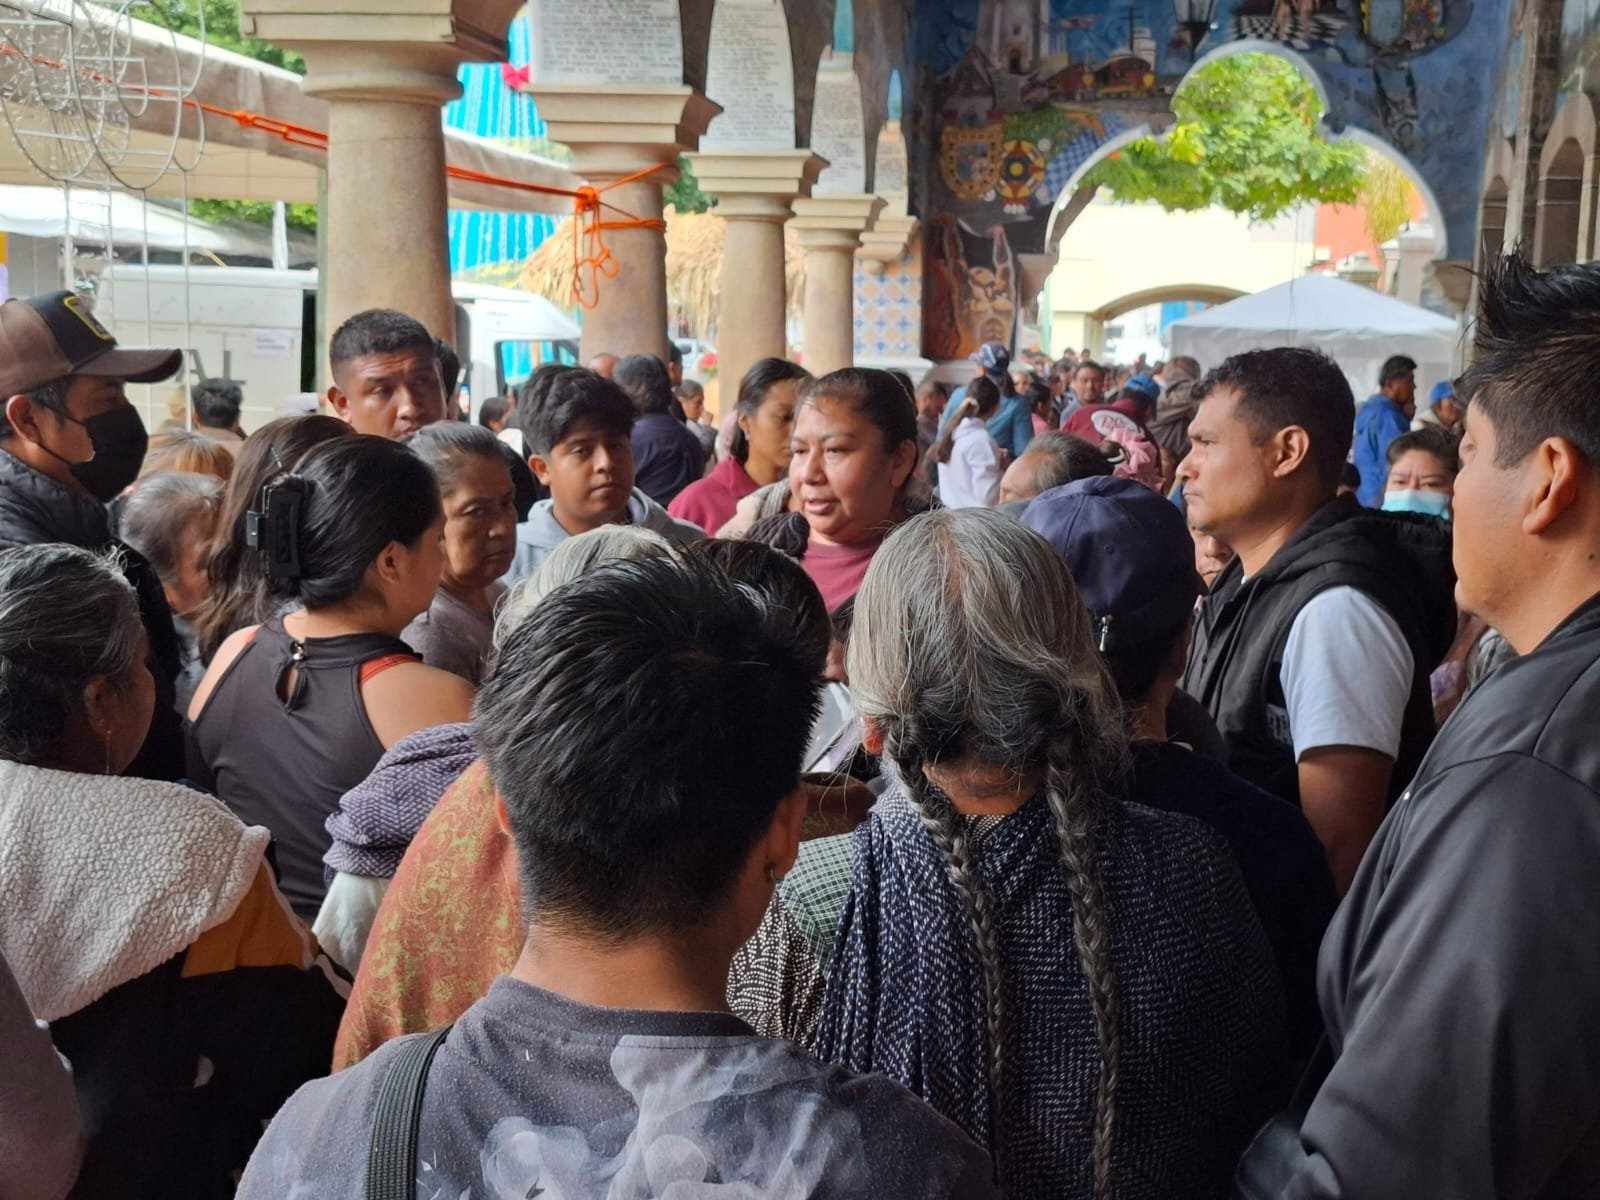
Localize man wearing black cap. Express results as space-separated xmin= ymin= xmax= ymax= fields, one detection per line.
xmin=0 ymin=290 xmax=186 ymax=780
xmin=1021 ymin=476 xmax=1336 ymax=1057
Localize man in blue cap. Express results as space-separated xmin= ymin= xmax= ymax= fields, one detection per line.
xmin=1412 ymin=376 xmax=1464 ymax=438
xmin=1020 ymin=475 xmax=1335 ymax=1057
xmin=938 ymin=340 xmax=1033 ymax=459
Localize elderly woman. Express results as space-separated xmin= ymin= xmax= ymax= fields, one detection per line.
xmin=119 ymin=471 xmax=225 ymax=711
xmin=403 ymin=423 xmax=518 ymax=684
xmin=0 ymin=544 xmax=342 ymax=1198
xmin=813 ymin=509 xmax=1286 ymax=1198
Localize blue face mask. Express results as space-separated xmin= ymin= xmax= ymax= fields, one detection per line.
xmin=1382 ymin=488 xmax=1452 ymax=521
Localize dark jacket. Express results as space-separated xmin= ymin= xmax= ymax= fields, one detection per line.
xmin=0 ymin=447 xmax=184 ymax=780
xmin=51 ymin=880 xmax=346 ymax=1198
xmin=631 ymin=412 xmax=706 ymax=508
xmin=1183 ymin=498 xmax=1455 ymax=808
xmin=1132 ymin=740 xmax=1336 ymax=1059
xmin=1259 ymin=593 xmax=1600 ymax=1198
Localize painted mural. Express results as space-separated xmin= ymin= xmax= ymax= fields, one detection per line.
xmin=912 ymin=0 xmax=1513 ymax=360
xmin=1560 ymin=0 xmax=1600 ymax=93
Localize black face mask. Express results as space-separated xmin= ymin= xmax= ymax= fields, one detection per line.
xmin=53 ymin=405 xmax=149 ymax=502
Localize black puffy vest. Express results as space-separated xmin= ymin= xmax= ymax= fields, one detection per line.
xmin=1182 ymin=498 xmax=1456 ymax=809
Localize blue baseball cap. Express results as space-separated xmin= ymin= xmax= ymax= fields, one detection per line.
xmin=969 ymin=340 xmax=1011 ymax=374
xmin=1122 ymin=372 xmax=1160 ymax=403
xmin=1427 ymin=379 xmax=1455 ymax=409
xmin=1021 ymin=476 xmax=1199 ymax=651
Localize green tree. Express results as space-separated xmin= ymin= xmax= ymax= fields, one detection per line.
xmin=188 ymin=198 xmax=319 ymax=233
xmin=1359 ymin=153 xmax=1416 ymax=246
xmin=665 ymin=154 xmax=711 ymax=213
xmin=1080 ymin=52 xmax=1367 ymax=222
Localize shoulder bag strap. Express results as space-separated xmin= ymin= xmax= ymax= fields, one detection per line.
xmin=365 ymin=1025 xmax=452 ymax=1200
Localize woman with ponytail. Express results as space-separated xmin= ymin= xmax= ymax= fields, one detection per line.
xmin=812 ymin=508 xmax=1286 ymax=1198
xmin=186 ymin=436 xmax=474 ymax=920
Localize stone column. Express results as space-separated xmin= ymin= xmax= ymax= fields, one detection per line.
xmin=524 ymin=87 xmax=720 ymax=363
xmin=688 ymin=151 xmax=825 ymax=392
xmin=309 ymin=52 xmax=460 ymax=340
xmin=237 ymin=0 xmax=522 ymax=343
xmin=791 ymin=194 xmax=883 ymax=376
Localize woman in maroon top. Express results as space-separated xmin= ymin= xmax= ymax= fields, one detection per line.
xmin=789 ymin=368 xmax=921 ymax=611
xmin=670 ymin=357 xmax=808 ymax=534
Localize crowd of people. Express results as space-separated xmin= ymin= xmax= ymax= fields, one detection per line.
xmin=2 ymin=250 xmax=1599 ymax=1200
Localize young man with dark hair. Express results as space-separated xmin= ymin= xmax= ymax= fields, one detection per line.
xmin=190 ymin=376 xmax=244 ymax=445
xmin=0 ymin=290 xmax=186 ymax=780
xmin=1243 ymin=252 xmax=1600 ymax=1197
xmin=1178 ymin=347 xmax=1455 ymax=893
xmin=325 ymin=308 xmax=445 ymax=438
xmin=505 ymin=367 xmax=699 ymax=581
xmin=239 ymin=554 xmax=997 ymax=1200
xmin=1352 ymin=352 xmax=1418 ymax=506
xmin=614 ymin=353 xmax=705 ymax=507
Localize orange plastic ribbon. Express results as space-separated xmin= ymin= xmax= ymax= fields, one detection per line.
xmin=1 ymin=42 xmax=666 ymax=308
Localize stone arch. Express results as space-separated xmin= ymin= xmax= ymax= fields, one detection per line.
xmin=1091 ymin=284 xmax=1246 ymax=324
xmin=1035 ymin=44 xmax=1450 ymax=318
xmin=1476 ymin=137 xmax=1516 ymax=268
xmin=1534 ymin=94 xmax=1600 ymax=267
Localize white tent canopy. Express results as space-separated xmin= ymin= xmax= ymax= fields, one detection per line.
xmin=1167 ymin=274 xmax=1463 ymax=403
xmin=0 ymin=184 xmax=317 ymax=261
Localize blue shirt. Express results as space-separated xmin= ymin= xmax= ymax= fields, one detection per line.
xmin=1353 ymin=394 xmax=1410 ymax=508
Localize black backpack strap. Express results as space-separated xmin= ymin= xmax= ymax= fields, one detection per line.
xmin=365 ymin=1025 xmax=452 ymax=1200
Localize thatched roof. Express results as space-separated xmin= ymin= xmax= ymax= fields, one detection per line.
xmin=510 ymin=206 xmax=806 ymax=339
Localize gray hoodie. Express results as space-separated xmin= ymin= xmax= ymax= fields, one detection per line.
xmin=504 ymin=486 xmax=703 ymax=584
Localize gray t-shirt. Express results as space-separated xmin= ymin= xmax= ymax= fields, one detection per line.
xmin=400 ymin=583 xmax=505 ymax=686
xmin=240 ymin=977 xmax=998 ymax=1200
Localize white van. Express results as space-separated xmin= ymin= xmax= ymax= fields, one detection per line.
xmin=101 ymin=264 xmax=580 ymax=432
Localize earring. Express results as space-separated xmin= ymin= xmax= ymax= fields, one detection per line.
xmin=102 ymin=726 xmax=114 ymax=776
xmin=765 ymin=864 xmax=783 ymax=886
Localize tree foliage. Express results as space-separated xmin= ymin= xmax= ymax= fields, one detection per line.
xmin=665 ymin=154 xmax=711 ymax=214
xmin=1080 ymin=52 xmax=1367 ymax=222
xmin=132 ymin=0 xmax=304 ymax=73
xmin=188 ymin=198 xmax=318 ymax=233
xmin=1359 ymin=153 xmax=1415 ymax=246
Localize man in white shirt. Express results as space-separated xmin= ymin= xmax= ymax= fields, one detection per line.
xmin=1179 ymin=347 xmax=1456 ymax=892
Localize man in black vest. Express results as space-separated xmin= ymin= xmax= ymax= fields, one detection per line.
xmin=1239 ymin=254 xmax=1600 ymax=1200
xmin=1179 ymin=348 xmax=1453 ymax=893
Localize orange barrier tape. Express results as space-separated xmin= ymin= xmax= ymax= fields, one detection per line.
xmin=0 ymin=42 xmax=666 ymax=308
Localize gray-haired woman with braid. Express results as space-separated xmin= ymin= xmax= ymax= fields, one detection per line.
xmin=811 ymin=508 xmax=1287 ymax=1199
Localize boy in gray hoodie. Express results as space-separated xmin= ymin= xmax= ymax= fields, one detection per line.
xmin=506 ymin=367 xmax=701 ymax=584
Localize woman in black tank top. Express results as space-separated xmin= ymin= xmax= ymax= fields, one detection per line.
xmin=187 ymin=436 xmax=475 ymax=920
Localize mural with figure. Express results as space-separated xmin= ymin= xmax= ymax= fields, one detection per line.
xmin=911 ymin=0 xmax=1513 ymax=359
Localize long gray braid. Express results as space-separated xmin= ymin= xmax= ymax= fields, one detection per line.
xmin=885 ymin=727 xmax=1009 ymax=1176
xmin=847 ymin=507 xmax=1133 ymax=1199
xmin=1046 ymin=737 xmax=1122 ymax=1200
